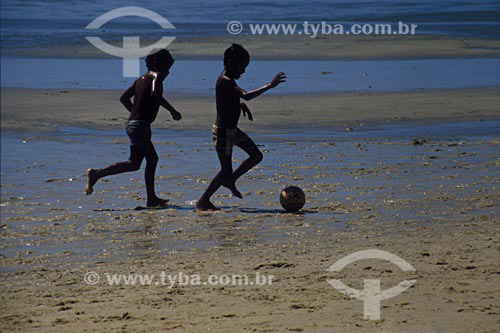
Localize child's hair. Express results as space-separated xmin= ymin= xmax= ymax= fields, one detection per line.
xmin=146 ymin=49 xmax=174 ymax=70
xmin=223 ymin=43 xmax=250 ymax=67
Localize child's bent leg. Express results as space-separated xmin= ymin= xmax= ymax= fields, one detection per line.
xmin=232 ymin=137 xmax=263 ymax=182
xmin=143 ymin=142 xmax=169 ymax=207
xmin=85 ymin=146 xmax=144 ymax=195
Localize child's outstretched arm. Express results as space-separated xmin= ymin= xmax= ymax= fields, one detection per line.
xmin=120 ymin=83 xmax=135 ymax=112
xmin=238 ymin=72 xmax=286 ymax=101
xmin=159 ymin=97 xmax=182 ymax=121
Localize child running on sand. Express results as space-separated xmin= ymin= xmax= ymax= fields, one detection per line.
xmin=196 ymin=44 xmax=286 ymax=211
xmin=85 ymin=49 xmax=181 ymax=207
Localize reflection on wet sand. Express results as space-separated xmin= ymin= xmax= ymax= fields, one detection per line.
xmin=1 ymin=121 xmax=498 ymax=271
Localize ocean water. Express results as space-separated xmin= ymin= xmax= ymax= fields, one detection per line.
xmin=1 ymin=0 xmax=500 ymax=49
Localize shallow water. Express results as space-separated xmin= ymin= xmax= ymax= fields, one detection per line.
xmin=2 ymin=58 xmax=500 ymax=94
xmin=1 ymin=120 xmax=499 ymax=270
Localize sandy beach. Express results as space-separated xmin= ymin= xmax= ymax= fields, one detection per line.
xmin=2 ymin=87 xmax=500 ymax=132
xmin=1 ymin=126 xmax=499 ymax=331
xmin=2 ymin=88 xmax=499 ymax=332
xmin=1 ymin=31 xmax=500 ymax=332
xmin=1 ymin=217 xmax=499 ymax=332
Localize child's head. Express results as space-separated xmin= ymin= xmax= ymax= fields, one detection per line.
xmin=146 ymin=49 xmax=174 ymax=74
xmin=223 ymin=43 xmax=249 ymax=79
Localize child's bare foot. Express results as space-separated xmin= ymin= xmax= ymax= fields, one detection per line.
xmin=85 ymin=168 xmax=98 ymax=195
xmin=147 ymin=197 xmax=169 ymax=207
xmin=196 ymin=199 xmax=220 ymax=211
xmin=222 ymin=179 xmax=243 ymax=199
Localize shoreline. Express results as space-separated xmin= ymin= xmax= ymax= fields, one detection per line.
xmin=2 ymin=34 xmax=500 ymax=60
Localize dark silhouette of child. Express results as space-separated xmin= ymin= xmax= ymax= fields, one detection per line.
xmin=85 ymin=49 xmax=181 ymax=207
xmin=196 ymin=44 xmax=286 ymax=211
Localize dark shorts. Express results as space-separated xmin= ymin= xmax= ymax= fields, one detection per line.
xmin=212 ymin=124 xmax=248 ymax=156
xmin=126 ymin=120 xmax=152 ymax=148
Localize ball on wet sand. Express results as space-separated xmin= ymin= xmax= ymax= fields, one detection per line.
xmin=279 ymin=186 xmax=306 ymax=212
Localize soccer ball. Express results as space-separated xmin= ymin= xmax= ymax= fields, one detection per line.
xmin=279 ymin=186 xmax=306 ymax=213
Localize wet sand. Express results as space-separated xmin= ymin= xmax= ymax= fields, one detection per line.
xmin=1 ymin=120 xmax=499 ymax=332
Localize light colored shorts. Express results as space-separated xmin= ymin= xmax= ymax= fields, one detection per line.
xmin=211 ymin=124 xmax=248 ymax=156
